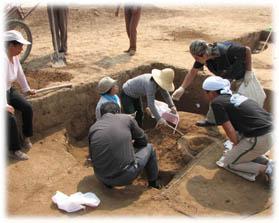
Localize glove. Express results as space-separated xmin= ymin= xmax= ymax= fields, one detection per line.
xmin=156 ymin=118 xmax=167 ymax=128
xmin=244 ymin=71 xmax=253 ymax=86
xmin=170 ymin=106 xmax=177 ymax=114
xmin=172 ymin=86 xmax=185 ymax=101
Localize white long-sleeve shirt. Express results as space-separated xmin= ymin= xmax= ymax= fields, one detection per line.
xmin=5 ymin=54 xmax=30 ymax=93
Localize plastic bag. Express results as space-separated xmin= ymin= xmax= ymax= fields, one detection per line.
xmin=52 ymin=191 xmax=100 ymax=213
xmin=237 ymin=72 xmax=266 ymax=108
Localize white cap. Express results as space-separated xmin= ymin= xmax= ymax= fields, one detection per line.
xmin=202 ymin=76 xmax=230 ymax=91
xmin=4 ymin=30 xmax=31 ymax=45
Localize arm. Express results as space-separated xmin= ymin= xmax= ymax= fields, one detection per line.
xmin=159 ymin=89 xmax=174 ymax=109
xmin=15 ymin=57 xmax=35 ymax=95
xmin=181 ymin=67 xmax=199 ymax=89
xmin=245 ymin=46 xmax=252 ymax=71
xmin=222 ymin=120 xmax=238 ymax=145
xmin=172 ymin=68 xmax=199 ymax=101
xmin=130 ymin=117 xmax=148 ymax=148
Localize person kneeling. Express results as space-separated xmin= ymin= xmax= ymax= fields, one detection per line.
xmin=88 ymin=102 xmax=162 ymax=189
xmin=202 ymin=76 xmax=273 ymax=185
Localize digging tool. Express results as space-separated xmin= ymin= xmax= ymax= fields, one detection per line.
xmin=166 ymin=123 xmax=184 ymax=136
xmin=261 ymin=27 xmax=272 ymax=52
xmin=35 ymin=83 xmax=72 ymax=94
xmin=49 ymin=7 xmax=66 ymax=68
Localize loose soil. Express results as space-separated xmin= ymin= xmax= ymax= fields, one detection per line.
xmin=6 ymin=5 xmax=273 ymax=218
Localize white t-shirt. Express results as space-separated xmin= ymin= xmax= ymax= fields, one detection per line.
xmin=5 ymin=54 xmax=30 ymax=93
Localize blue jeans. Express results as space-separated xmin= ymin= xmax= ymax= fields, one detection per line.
xmin=97 ymin=143 xmax=159 ymax=187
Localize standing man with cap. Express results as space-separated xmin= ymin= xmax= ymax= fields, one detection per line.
xmin=95 ymin=76 xmax=121 ymax=120
xmin=202 ymin=76 xmax=273 ymax=184
xmin=172 ymin=39 xmax=263 ymax=127
xmin=89 ymin=102 xmax=162 ymax=189
xmin=121 ymin=68 xmax=177 ymax=127
xmin=4 ymin=30 xmax=36 ymax=160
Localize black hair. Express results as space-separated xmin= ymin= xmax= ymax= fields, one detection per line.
xmin=7 ymin=40 xmax=22 ymax=47
xmin=100 ymin=102 xmax=121 ymax=117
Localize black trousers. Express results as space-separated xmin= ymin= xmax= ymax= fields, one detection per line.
xmin=7 ymin=88 xmax=33 ymax=138
xmin=7 ymin=112 xmax=21 ymax=152
xmin=120 ymin=91 xmax=143 ymax=127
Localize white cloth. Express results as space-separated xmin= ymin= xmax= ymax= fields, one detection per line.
xmin=202 ymin=76 xmax=231 ymax=93
xmin=52 ymin=191 xmax=101 ymax=213
xmin=237 ymin=72 xmax=266 ymax=108
xmin=5 ymin=54 xmax=30 ymax=93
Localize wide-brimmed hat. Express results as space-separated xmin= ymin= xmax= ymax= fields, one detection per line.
xmin=151 ymin=68 xmax=175 ymax=92
xmin=4 ymin=30 xmax=31 ymax=45
xmin=98 ymin=77 xmax=117 ymax=94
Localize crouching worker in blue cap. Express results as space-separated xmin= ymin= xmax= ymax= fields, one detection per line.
xmin=88 ymin=101 xmax=162 ymax=189
xmin=202 ymin=76 xmax=274 ymax=185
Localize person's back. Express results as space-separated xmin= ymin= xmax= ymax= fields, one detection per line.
xmin=212 ymin=94 xmax=272 ymax=137
xmin=89 ymin=113 xmax=135 ymax=178
xmin=88 ymin=102 xmax=162 ymax=189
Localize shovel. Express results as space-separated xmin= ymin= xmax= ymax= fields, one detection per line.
xmin=49 ymin=7 xmax=66 ymax=68
xmin=35 ymin=83 xmax=72 ymax=94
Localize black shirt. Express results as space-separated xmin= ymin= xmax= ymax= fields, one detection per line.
xmin=211 ymin=94 xmax=272 ymax=137
xmin=193 ymin=42 xmax=246 ymax=80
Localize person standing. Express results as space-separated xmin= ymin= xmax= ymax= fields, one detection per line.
xmin=47 ymin=5 xmax=69 ymax=55
xmin=172 ymin=39 xmax=264 ymax=127
xmin=89 ymin=102 xmax=162 ymax=189
xmin=5 ymin=30 xmax=36 ymax=160
xmin=202 ymin=76 xmax=273 ymax=184
xmin=115 ymin=5 xmax=141 ymax=56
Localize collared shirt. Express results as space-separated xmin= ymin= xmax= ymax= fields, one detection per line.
xmin=5 ymin=53 xmax=30 ymax=93
xmin=122 ymin=73 xmax=174 ymax=120
xmin=88 ymin=113 xmax=147 ymax=179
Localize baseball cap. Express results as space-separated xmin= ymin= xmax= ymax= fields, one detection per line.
xmin=4 ymin=30 xmax=31 ymax=45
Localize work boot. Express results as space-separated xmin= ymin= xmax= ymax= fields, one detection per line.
xmin=196 ymin=120 xmax=216 ymax=127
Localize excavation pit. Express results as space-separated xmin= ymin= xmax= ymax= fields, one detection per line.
xmin=8 ymin=30 xmax=273 ymax=216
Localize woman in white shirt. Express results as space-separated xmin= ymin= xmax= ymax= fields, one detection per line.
xmin=95 ymin=77 xmax=121 ymax=120
xmin=5 ymin=30 xmax=36 ymax=160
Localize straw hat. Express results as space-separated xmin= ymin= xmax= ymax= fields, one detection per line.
xmin=98 ymin=77 xmax=117 ymax=94
xmin=151 ymin=68 xmax=175 ymax=92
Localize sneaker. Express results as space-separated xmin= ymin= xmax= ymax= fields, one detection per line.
xmin=265 ymin=160 xmax=274 ymax=185
xmin=23 ymin=137 xmax=32 ymax=149
xmin=14 ymin=150 xmax=29 ymax=160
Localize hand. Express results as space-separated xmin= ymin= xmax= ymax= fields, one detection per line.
xmin=26 ymin=89 xmax=36 ymax=96
xmin=156 ymin=118 xmax=167 ymax=128
xmin=6 ymin=104 xmax=15 ymax=114
xmin=244 ymin=71 xmax=253 ymax=86
xmin=170 ymin=106 xmax=177 ymax=114
xmin=172 ymin=86 xmax=185 ymax=101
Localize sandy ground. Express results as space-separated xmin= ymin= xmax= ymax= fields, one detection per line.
xmin=6 ymin=5 xmax=273 ymax=218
